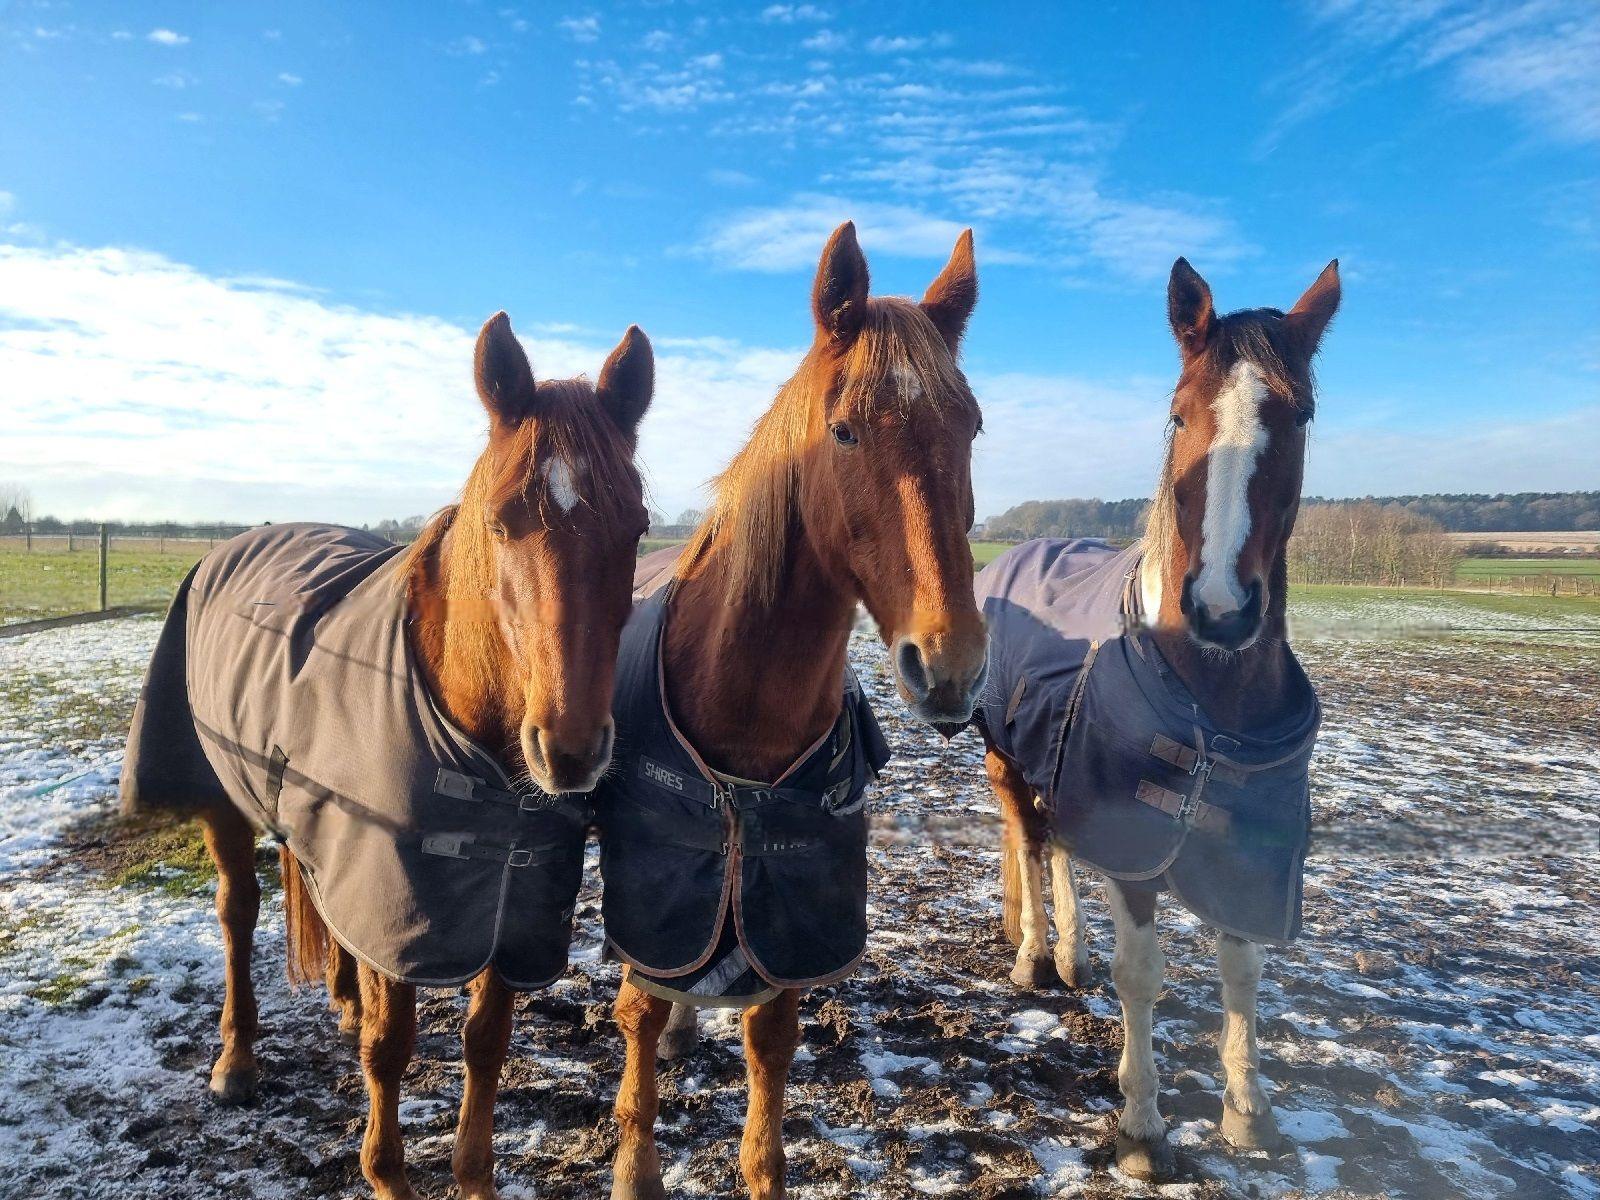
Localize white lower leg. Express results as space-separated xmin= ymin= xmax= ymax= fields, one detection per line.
xmin=1048 ymin=845 xmax=1090 ymax=982
xmin=1013 ymin=844 xmax=1050 ymax=975
xmin=1217 ymin=934 xmax=1270 ymax=1117
xmin=1109 ymin=887 xmax=1165 ymax=1143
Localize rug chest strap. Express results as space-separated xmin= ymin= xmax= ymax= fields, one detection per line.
xmin=433 ymin=768 xmax=589 ymax=824
xmin=420 ymin=832 xmax=568 ymax=868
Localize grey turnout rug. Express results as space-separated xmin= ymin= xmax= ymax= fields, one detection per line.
xmin=120 ymin=523 xmax=587 ymax=988
xmin=974 ymin=538 xmax=1320 ymax=944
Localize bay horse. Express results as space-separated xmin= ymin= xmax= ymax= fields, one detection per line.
xmin=975 ymin=258 xmax=1340 ymax=1181
xmin=601 ymin=222 xmax=990 ymax=1200
xmin=120 ymin=312 xmax=654 ymax=1200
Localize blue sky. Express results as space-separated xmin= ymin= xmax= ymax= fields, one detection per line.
xmin=2 ymin=0 xmax=1596 ymax=525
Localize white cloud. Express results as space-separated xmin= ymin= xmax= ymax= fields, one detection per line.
xmin=557 ymin=15 xmax=600 ymax=43
xmin=690 ymin=193 xmax=1026 ymax=272
xmin=0 ymin=241 xmax=796 ymax=523
xmin=152 ymin=71 xmax=195 ymax=89
xmin=277 ymin=72 xmax=303 ymax=87
xmin=760 ymin=5 xmax=830 ymax=23
xmin=801 ymin=29 xmax=846 ymax=52
xmin=1267 ymin=0 xmax=1600 ymax=147
xmin=448 ymin=35 xmax=488 ymax=56
xmin=147 ymin=29 xmax=188 ymax=47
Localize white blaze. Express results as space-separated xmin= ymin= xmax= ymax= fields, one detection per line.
xmin=543 ymin=455 xmax=584 ymax=514
xmin=1195 ymin=362 xmax=1268 ymax=615
xmin=891 ymin=364 xmax=923 ymax=402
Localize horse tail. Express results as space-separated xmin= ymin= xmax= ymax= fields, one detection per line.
xmin=1000 ymin=822 xmax=1023 ymax=947
xmin=279 ymin=845 xmax=330 ymax=988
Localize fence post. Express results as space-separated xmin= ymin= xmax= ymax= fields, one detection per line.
xmin=25 ymin=522 xmax=31 ymax=552
xmin=98 ymin=524 xmax=109 ymax=612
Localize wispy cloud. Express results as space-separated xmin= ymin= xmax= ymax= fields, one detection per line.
xmin=151 ymin=71 xmax=195 ymax=89
xmin=147 ymin=29 xmax=188 ymax=47
xmin=690 ymin=193 xmax=1029 ymax=271
xmin=558 ymin=15 xmax=601 ymax=43
xmin=447 ymin=35 xmax=488 ymax=56
xmin=277 ymin=72 xmax=303 ymax=87
xmin=1264 ymin=0 xmax=1600 ymax=150
xmin=760 ymin=4 xmax=830 ymax=23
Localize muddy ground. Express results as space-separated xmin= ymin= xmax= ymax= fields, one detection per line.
xmin=0 ymin=611 xmax=1597 ymax=1199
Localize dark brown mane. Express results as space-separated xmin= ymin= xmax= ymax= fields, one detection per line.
xmin=678 ymin=295 xmax=977 ymax=607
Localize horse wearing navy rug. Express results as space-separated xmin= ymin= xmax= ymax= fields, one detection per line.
xmin=121 ymin=313 xmax=654 ymax=1200
xmin=974 ymin=258 xmax=1340 ymax=1181
xmin=599 ymin=222 xmax=989 ymax=1200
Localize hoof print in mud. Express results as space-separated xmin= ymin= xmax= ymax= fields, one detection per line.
xmin=1113 ymin=1131 xmax=1177 ymax=1182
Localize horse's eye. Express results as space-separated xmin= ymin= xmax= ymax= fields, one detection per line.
xmin=831 ymin=422 xmax=859 ymax=447
xmin=1295 ymin=408 xmax=1313 ymax=427
xmin=1170 ymin=413 xmax=1185 ymax=430
xmin=488 ymin=520 xmax=510 ymax=542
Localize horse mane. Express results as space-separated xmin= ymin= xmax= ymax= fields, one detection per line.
xmin=399 ymin=378 xmax=641 ymax=709
xmin=1143 ymin=307 xmax=1309 ymax=564
xmin=679 ymin=296 xmax=975 ymax=608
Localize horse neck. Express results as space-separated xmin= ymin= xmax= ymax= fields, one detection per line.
xmin=406 ymin=520 xmax=515 ymax=760
xmin=664 ymin=520 xmax=857 ymax=783
xmin=1149 ymin=548 xmax=1299 ymax=733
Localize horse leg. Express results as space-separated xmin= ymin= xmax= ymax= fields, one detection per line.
xmin=1108 ymin=881 xmax=1174 ymax=1182
xmin=611 ymin=979 xmax=670 ymax=1200
xmin=658 ymin=1000 xmax=698 ymax=1062
xmin=1216 ymin=932 xmax=1282 ymax=1150
xmin=1048 ymin=843 xmax=1093 ymax=988
xmin=327 ymin=938 xmax=363 ymax=1045
xmin=740 ymin=988 xmax=800 ymax=1200
xmin=200 ymin=803 xmax=260 ymax=1104
xmin=358 ymin=964 xmax=420 ymax=1200
xmin=452 ymin=969 xmax=516 ymax=1200
xmin=985 ymin=745 xmax=1053 ymax=987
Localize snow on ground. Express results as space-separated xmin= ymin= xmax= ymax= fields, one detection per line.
xmin=0 ymin=605 xmax=1597 ymax=1198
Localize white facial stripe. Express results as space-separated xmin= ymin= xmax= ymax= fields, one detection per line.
xmin=542 ymin=455 xmax=585 ymax=514
xmin=1195 ymin=362 xmax=1268 ymax=614
xmin=891 ymin=364 xmax=923 ymax=401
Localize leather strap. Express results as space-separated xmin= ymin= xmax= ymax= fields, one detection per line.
xmin=433 ymin=768 xmax=589 ymax=824
xmin=420 ymin=832 xmax=570 ymax=868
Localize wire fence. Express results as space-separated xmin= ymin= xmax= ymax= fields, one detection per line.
xmin=0 ymin=529 xmax=216 ymax=627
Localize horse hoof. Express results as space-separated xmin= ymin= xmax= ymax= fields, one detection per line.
xmin=1009 ymin=955 xmax=1057 ymax=989
xmin=1114 ymin=1132 xmax=1177 ymax=1182
xmin=611 ymin=1175 xmax=667 ymax=1200
xmin=1055 ymin=948 xmax=1093 ymax=990
xmin=1221 ymin=1103 xmax=1285 ymax=1151
xmin=657 ymin=1022 xmax=696 ymax=1062
xmin=339 ymin=1023 xmax=361 ymax=1047
xmin=208 ymin=1066 xmax=258 ymax=1106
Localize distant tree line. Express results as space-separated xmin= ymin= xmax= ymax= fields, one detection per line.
xmin=1298 ymin=491 xmax=1599 ymax=533
xmin=1287 ymin=503 xmax=1460 ymax=587
xmin=981 ymin=498 xmax=1148 ymax=541
xmin=982 ymin=490 xmax=1598 ymax=541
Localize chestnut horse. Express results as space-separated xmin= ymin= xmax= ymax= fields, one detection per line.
xmin=207 ymin=314 xmax=653 ymax=1200
xmin=607 ymin=222 xmax=990 ymax=1200
xmin=981 ymin=258 xmax=1340 ymax=1180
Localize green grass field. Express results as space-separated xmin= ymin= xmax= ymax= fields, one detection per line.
xmin=0 ymin=547 xmax=206 ymax=623
xmin=1456 ymin=556 xmax=1600 ymax=577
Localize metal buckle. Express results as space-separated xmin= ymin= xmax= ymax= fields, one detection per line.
xmin=714 ymin=780 xmax=736 ymax=810
xmin=434 ymin=769 xmax=482 ymax=802
xmin=506 ymin=848 xmax=533 ymax=868
xmin=422 ymin=832 xmax=469 ymax=860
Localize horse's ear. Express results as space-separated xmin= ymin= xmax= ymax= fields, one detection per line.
xmin=1167 ymin=258 xmax=1214 ymax=361
xmin=1285 ymin=260 xmax=1341 ymax=357
xmin=812 ymin=220 xmax=870 ymax=345
xmin=921 ymin=228 xmax=978 ymax=353
xmin=474 ymin=311 xmax=536 ymax=430
xmin=596 ymin=324 xmax=654 ymax=440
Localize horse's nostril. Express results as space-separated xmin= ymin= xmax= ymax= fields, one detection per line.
xmin=894 ymin=638 xmax=930 ymax=699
